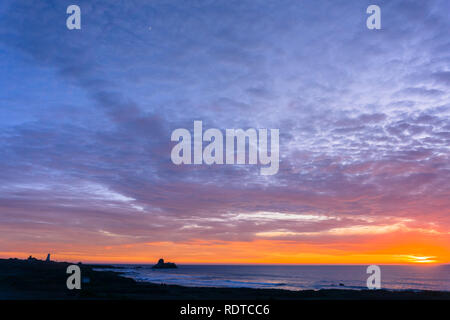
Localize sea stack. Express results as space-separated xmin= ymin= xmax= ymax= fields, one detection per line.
xmin=151 ymin=258 xmax=177 ymax=269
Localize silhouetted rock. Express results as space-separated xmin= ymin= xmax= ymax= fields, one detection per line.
xmin=45 ymin=254 xmax=51 ymax=262
xmin=151 ymin=258 xmax=177 ymax=269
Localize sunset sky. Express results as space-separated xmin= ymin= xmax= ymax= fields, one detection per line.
xmin=0 ymin=0 xmax=449 ymax=264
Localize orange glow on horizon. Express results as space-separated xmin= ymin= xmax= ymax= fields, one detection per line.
xmin=2 ymin=235 xmax=449 ymax=265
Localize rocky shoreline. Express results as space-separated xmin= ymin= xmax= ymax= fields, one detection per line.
xmin=0 ymin=258 xmax=449 ymax=300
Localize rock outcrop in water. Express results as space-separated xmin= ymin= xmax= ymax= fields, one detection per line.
xmin=151 ymin=258 xmax=177 ymax=269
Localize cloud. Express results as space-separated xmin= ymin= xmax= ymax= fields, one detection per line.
xmin=0 ymin=0 xmax=449 ymax=261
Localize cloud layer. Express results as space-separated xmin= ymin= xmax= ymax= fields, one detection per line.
xmin=0 ymin=0 xmax=449 ymax=263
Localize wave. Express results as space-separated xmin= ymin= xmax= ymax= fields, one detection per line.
xmin=95 ymin=267 xmax=290 ymax=289
xmin=94 ymin=265 xmax=450 ymax=292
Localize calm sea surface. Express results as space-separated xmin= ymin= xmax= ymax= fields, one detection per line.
xmin=95 ymin=264 xmax=450 ymax=291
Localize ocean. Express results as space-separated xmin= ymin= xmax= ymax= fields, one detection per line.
xmin=95 ymin=264 xmax=450 ymax=292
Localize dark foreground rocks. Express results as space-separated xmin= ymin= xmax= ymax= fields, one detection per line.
xmin=0 ymin=258 xmax=449 ymax=300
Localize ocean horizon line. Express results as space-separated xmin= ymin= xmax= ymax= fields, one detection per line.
xmin=4 ymin=256 xmax=448 ymax=266
xmin=92 ymin=262 xmax=450 ymax=266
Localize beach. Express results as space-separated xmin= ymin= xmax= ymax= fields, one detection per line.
xmin=1 ymin=258 xmax=449 ymax=300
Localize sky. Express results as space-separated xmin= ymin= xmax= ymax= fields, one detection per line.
xmin=0 ymin=0 xmax=449 ymax=264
